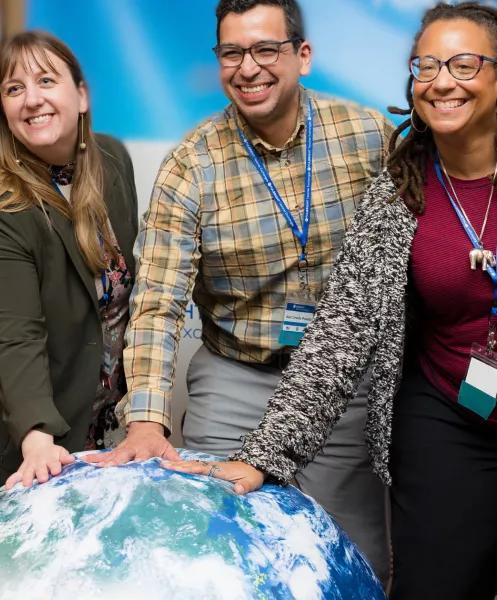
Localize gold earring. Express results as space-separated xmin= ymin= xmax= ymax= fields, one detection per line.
xmin=410 ymin=107 xmax=427 ymax=133
xmin=11 ymin=132 xmax=21 ymax=165
xmin=79 ymin=113 xmax=87 ymax=151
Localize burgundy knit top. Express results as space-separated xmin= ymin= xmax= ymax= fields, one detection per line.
xmin=410 ymin=159 xmax=497 ymax=420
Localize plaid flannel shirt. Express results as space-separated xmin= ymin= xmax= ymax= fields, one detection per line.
xmin=118 ymin=88 xmax=393 ymax=431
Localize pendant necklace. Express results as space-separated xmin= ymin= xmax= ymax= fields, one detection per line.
xmin=439 ymin=157 xmax=497 ymax=271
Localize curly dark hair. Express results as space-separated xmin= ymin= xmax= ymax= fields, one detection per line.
xmin=387 ymin=2 xmax=497 ymax=213
xmin=215 ymin=0 xmax=305 ymax=50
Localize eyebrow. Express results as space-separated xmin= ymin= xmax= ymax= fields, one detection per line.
xmin=3 ymin=68 xmax=56 ymax=84
xmin=218 ymin=39 xmax=283 ymax=46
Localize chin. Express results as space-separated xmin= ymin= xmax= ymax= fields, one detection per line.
xmin=243 ymin=107 xmax=273 ymax=121
xmin=429 ymin=123 xmax=469 ymax=138
xmin=237 ymin=104 xmax=274 ymax=125
xmin=230 ymin=93 xmax=274 ymax=117
xmin=424 ymin=111 xmax=476 ymax=136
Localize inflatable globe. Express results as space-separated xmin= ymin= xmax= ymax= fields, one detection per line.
xmin=0 ymin=450 xmax=385 ymax=600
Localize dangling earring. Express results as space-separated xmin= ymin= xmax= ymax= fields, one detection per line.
xmin=79 ymin=113 xmax=87 ymax=151
xmin=410 ymin=107 xmax=427 ymax=133
xmin=11 ymin=132 xmax=21 ymax=166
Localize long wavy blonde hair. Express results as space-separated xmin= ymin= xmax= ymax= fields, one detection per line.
xmin=0 ymin=31 xmax=115 ymax=274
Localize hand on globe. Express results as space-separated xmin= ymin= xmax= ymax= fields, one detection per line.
xmin=84 ymin=421 xmax=180 ymax=466
xmin=162 ymin=459 xmax=265 ymax=494
xmin=5 ymin=429 xmax=75 ymax=490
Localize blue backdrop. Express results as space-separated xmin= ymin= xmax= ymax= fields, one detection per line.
xmin=26 ymin=0 xmax=443 ymax=141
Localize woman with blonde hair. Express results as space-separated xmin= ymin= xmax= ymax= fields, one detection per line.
xmin=0 ymin=31 xmax=138 ymax=488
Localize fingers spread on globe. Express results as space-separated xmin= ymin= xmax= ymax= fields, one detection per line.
xmin=161 ymin=459 xmax=265 ymax=495
xmin=162 ymin=459 xmax=224 ymax=479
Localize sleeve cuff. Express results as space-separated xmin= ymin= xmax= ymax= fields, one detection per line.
xmin=9 ymin=407 xmax=70 ymax=448
xmin=116 ymin=390 xmax=172 ymax=434
xmin=230 ymin=431 xmax=300 ymax=485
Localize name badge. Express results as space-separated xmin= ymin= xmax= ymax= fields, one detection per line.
xmin=458 ymin=344 xmax=497 ymax=419
xmin=278 ymin=300 xmax=316 ymax=347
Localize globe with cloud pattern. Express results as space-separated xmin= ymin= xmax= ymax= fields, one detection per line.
xmin=0 ymin=450 xmax=385 ymax=600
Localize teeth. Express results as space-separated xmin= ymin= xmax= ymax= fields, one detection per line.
xmin=433 ymin=99 xmax=465 ymax=109
xmin=240 ymin=84 xmax=270 ymax=93
xmin=28 ymin=114 xmax=52 ymax=125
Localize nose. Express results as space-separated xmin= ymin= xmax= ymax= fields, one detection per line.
xmin=432 ymin=64 xmax=457 ymax=92
xmin=23 ymin=83 xmax=44 ymax=109
xmin=238 ymin=51 xmax=262 ymax=78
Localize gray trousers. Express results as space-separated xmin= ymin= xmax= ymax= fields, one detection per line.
xmin=182 ymin=345 xmax=390 ymax=587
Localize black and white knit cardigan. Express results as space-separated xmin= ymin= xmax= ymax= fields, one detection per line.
xmin=232 ymin=170 xmax=418 ymax=486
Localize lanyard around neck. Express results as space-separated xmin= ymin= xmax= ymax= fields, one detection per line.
xmin=433 ymin=154 xmax=497 ymax=284
xmin=238 ymin=98 xmax=314 ymax=261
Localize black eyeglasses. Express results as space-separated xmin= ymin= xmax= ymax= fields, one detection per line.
xmin=213 ymin=38 xmax=302 ymax=67
xmin=410 ymin=53 xmax=497 ymax=82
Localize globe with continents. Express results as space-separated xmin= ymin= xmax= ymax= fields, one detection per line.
xmin=0 ymin=449 xmax=385 ymax=600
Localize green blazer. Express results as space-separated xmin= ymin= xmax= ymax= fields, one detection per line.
xmin=0 ymin=135 xmax=138 ymax=483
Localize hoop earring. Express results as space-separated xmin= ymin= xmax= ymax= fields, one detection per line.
xmin=410 ymin=107 xmax=427 ymax=133
xmin=79 ymin=113 xmax=87 ymax=151
xmin=11 ymin=132 xmax=21 ymax=166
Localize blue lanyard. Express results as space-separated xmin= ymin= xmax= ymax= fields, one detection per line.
xmin=434 ymin=155 xmax=497 ymax=328
xmin=97 ymin=233 xmax=110 ymax=306
xmin=238 ymin=98 xmax=313 ymax=261
xmin=100 ymin=266 xmax=109 ymax=305
xmin=434 ymin=155 xmax=497 ymax=286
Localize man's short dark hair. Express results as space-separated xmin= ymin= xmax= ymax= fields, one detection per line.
xmin=215 ymin=0 xmax=305 ymax=49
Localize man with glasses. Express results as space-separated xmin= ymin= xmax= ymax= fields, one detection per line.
xmin=95 ymin=0 xmax=393 ymax=585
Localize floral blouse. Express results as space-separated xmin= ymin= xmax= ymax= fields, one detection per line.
xmin=53 ymin=181 xmax=132 ymax=451
xmin=84 ymin=224 xmax=132 ymax=450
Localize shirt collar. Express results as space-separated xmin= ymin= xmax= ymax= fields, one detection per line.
xmin=227 ymin=86 xmax=309 ymax=153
